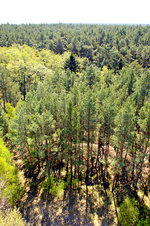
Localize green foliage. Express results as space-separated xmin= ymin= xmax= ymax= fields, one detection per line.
xmin=0 ymin=207 xmax=25 ymax=225
xmin=65 ymin=173 xmax=78 ymax=187
xmin=85 ymin=65 xmax=97 ymax=89
xmin=64 ymin=53 xmax=78 ymax=72
xmin=1 ymin=24 xmax=150 ymax=70
xmin=0 ymin=138 xmax=12 ymax=163
xmin=118 ymin=196 xmax=139 ymax=226
xmin=72 ymin=178 xmax=79 ymax=188
xmin=42 ymin=175 xmax=55 ymax=190
xmin=136 ymin=205 xmax=150 ymax=226
xmin=136 ymin=218 xmax=150 ymax=226
xmin=0 ymin=25 xmax=150 ymax=223
xmin=0 ymin=138 xmax=21 ymax=205
xmin=41 ymin=175 xmax=65 ymax=197
xmin=138 ymin=102 xmax=150 ymax=138
xmin=5 ymin=103 xmax=15 ymax=120
xmin=113 ymin=103 xmax=135 ymax=149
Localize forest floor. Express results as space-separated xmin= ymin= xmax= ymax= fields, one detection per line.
xmin=13 ymin=144 xmax=149 ymax=226
xmin=19 ymin=184 xmax=117 ymax=226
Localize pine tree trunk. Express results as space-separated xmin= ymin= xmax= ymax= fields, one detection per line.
xmin=74 ymin=143 xmax=77 ymax=178
xmin=70 ymin=137 xmax=73 ymax=185
xmin=86 ymin=114 xmax=90 ymax=184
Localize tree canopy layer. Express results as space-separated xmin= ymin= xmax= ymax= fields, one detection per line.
xmin=0 ymin=24 xmax=150 ymax=225
xmin=0 ymin=24 xmax=150 ymax=71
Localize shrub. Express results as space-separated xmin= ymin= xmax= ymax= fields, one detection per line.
xmin=136 ymin=218 xmax=150 ymax=226
xmin=0 ymin=207 xmax=25 ymax=225
xmin=118 ymin=196 xmax=139 ymax=226
xmin=136 ymin=205 xmax=150 ymax=226
xmin=41 ymin=175 xmax=65 ymax=197
xmin=65 ymin=173 xmax=79 ymax=189
xmin=0 ymin=138 xmax=22 ymax=205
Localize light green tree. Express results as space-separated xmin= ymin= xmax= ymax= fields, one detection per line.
xmin=118 ymin=196 xmax=139 ymax=226
xmin=0 ymin=138 xmax=21 ymax=205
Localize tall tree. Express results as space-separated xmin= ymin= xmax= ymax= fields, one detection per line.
xmin=64 ymin=53 xmax=78 ymax=73
xmin=82 ymin=90 xmax=97 ymax=183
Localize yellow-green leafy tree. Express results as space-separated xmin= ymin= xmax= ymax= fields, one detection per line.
xmin=0 ymin=138 xmax=21 ymax=205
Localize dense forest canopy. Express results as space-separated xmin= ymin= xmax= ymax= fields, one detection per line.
xmin=0 ymin=24 xmax=150 ymax=70
xmin=0 ymin=24 xmax=150 ymax=225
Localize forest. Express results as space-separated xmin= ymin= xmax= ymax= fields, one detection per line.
xmin=0 ymin=24 xmax=150 ymax=225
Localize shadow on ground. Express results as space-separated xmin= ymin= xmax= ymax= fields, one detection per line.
xmin=20 ymin=183 xmax=116 ymax=226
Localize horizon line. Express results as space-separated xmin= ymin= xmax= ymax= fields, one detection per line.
xmin=0 ymin=22 xmax=150 ymax=26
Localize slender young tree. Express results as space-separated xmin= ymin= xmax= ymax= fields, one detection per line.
xmin=82 ymin=90 xmax=97 ymax=184
xmin=113 ymin=101 xmax=135 ymax=188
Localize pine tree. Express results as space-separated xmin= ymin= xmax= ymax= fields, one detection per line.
xmin=82 ymin=90 xmax=97 ymax=183
xmin=64 ymin=53 xmax=78 ymax=73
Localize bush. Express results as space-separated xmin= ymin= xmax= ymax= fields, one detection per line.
xmin=65 ymin=173 xmax=79 ymax=189
xmin=136 ymin=205 xmax=150 ymax=226
xmin=118 ymin=196 xmax=139 ymax=226
xmin=0 ymin=207 xmax=25 ymax=225
xmin=41 ymin=175 xmax=65 ymax=197
xmin=136 ymin=218 xmax=150 ymax=226
xmin=41 ymin=175 xmax=55 ymax=190
xmin=0 ymin=138 xmax=22 ymax=205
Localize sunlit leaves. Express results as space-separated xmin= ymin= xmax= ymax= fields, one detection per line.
xmin=138 ymin=102 xmax=150 ymax=140
xmin=0 ymin=138 xmax=21 ymax=204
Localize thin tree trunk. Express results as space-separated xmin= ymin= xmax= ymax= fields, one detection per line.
xmin=74 ymin=143 xmax=77 ymax=178
xmin=86 ymin=110 xmax=90 ymax=184
xmin=70 ymin=137 xmax=73 ymax=185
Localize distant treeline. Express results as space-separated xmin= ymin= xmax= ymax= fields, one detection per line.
xmin=0 ymin=24 xmax=150 ymax=71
